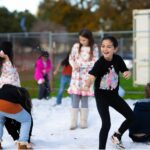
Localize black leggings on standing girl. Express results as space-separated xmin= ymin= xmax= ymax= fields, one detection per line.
xmin=95 ymin=91 xmax=134 ymax=149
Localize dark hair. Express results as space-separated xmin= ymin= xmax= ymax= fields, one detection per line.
xmin=78 ymin=28 xmax=94 ymax=60
xmin=61 ymin=52 xmax=70 ymax=66
xmin=101 ymin=36 xmax=118 ymax=48
xmin=40 ymin=51 xmax=49 ymax=58
xmin=39 ymin=51 xmax=49 ymax=58
xmin=0 ymin=41 xmax=14 ymax=69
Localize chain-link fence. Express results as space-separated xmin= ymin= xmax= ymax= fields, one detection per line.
xmin=0 ymin=31 xmax=133 ymax=97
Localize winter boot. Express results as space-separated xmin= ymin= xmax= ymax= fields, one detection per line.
xmin=0 ymin=139 xmax=2 ymax=149
xmin=0 ymin=142 xmax=2 ymax=149
xmin=70 ymin=108 xmax=79 ymax=130
xmin=18 ymin=142 xmax=33 ymax=150
xmin=80 ymin=108 xmax=88 ymax=129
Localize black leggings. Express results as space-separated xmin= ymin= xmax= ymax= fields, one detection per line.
xmin=95 ymin=92 xmax=134 ymax=149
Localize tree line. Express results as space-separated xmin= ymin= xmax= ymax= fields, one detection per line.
xmin=0 ymin=0 xmax=150 ymax=33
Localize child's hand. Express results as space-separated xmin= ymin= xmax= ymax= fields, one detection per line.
xmin=0 ymin=50 xmax=8 ymax=59
xmin=82 ymin=74 xmax=95 ymax=91
xmin=123 ymin=71 xmax=131 ymax=79
xmin=83 ymin=78 xmax=93 ymax=91
xmin=82 ymin=84 xmax=90 ymax=91
xmin=38 ymin=79 xmax=45 ymax=84
xmin=0 ymin=50 xmax=4 ymax=56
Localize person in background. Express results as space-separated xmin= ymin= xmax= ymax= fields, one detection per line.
xmin=53 ymin=52 xmax=72 ymax=106
xmin=145 ymin=82 xmax=150 ymax=98
xmin=85 ymin=36 xmax=134 ymax=149
xmin=68 ymin=28 xmax=99 ymax=130
xmin=34 ymin=51 xmax=53 ymax=100
xmin=129 ymin=82 xmax=150 ymax=143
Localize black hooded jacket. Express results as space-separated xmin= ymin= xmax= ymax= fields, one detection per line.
xmin=0 ymin=84 xmax=33 ymax=142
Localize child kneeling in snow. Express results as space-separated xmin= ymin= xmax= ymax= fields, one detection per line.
xmin=129 ymin=83 xmax=150 ymax=144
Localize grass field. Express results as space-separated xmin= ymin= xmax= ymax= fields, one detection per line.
xmin=20 ymin=70 xmax=145 ymax=100
xmin=120 ymin=75 xmax=145 ymax=99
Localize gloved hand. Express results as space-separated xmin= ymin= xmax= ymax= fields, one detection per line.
xmin=37 ymin=79 xmax=45 ymax=84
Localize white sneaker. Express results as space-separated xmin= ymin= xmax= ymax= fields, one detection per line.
xmin=111 ymin=132 xmax=121 ymax=144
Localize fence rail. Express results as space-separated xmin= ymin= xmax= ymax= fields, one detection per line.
xmin=0 ymin=31 xmax=141 ymax=97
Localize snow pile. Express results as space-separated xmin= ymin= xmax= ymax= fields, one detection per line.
xmin=1 ymin=97 xmax=150 ymax=149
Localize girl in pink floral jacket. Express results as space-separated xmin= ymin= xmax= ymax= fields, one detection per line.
xmin=34 ymin=51 xmax=53 ymax=99
xmin=0 ymin=41 xmax=20 ymax=88
xmin=68 ymin=28 xmax=99 ymax=130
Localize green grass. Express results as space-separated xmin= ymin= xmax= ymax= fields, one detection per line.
xmin=20 ymin=71 xmax=70 ymax=99
xmin=21 ymin=80 xmax=38 ymax=98
xmin=120 ymin=75 xmax=145 ymax=99
xmin=20 ymin=70 xmax=145 ymax=100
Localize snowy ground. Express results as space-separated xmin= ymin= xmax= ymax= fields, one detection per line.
xmin=1 ymin=97 xmax=150 ymax=149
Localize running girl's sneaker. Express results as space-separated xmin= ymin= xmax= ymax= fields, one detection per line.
xmin=111 ymin=132 xmax=121 ymax=144
xmin=111 ymin=132 xmax=125 ymax=149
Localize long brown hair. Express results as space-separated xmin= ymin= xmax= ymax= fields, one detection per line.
xmin=78 ymin=28 xmax=94 ymax=60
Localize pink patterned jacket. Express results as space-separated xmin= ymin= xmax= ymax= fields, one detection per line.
xmin=68 ymin=43 xmax=99 ymax=96
xmin=0 ymin=60 xmax=21 ymax=88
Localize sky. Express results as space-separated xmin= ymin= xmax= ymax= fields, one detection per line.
xmin=1 ymin=97 xmax=150 ymax=149
xmin=0 ymin=0 xmax=43 ymax=15
xmin=0 ymin=0 xmax=90 ymax=15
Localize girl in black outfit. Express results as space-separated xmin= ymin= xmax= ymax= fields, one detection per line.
xmin=86 ymin=36 xmax=134 ymax=149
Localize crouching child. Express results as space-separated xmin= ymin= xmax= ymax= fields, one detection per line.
xmin=0 ymin=84 xmax=32 ymax=149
